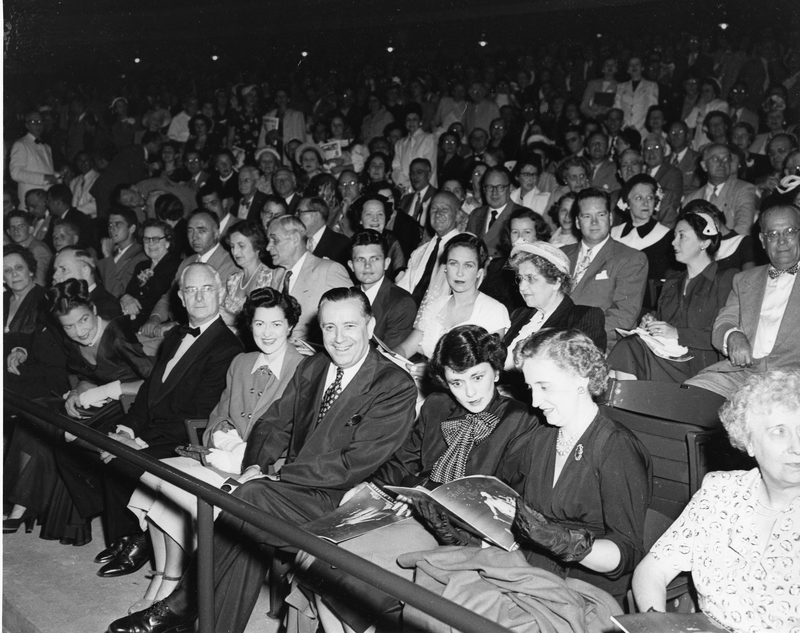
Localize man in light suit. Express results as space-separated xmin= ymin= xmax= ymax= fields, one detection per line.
xmin=57 ymin=263 xmax=243 ymax=578
xmin=614 ymin=57 xmax=658 ymax=134
xmin=9 ymin=110 xmax=57 ymax=207
xmin=667 ymin=121 xmax=700 ymax=195
xmin=258 ymin=87 xmax=307 ymax=147
xmin=107 ymin=287 xmax=417 ymax=633
xmin=686 ymin=205 xmax=800 ymax=398
xmin=587 ymin=132 xmax=620 ymax=194
xmin=562 ymin=188 xmax=648 ymax=351
xmin=466 ymin=166 xmax=526 ymax=259
xmin=266 ymin=215 xmax=352 ymax=343
xmin=97 ymin=207 xmax=148 ymax=298
xmin=349 ymin=229 xmax=416 ymax=348
xmin=642 ymin=133 xmax=683 ymax=228
xmin=682 ymin=144 xmax=758 ymax=236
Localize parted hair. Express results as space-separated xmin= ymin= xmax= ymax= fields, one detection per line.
xmin=242 ymin=287 xmax=302 ymax=330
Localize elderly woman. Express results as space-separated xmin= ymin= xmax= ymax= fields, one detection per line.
xmin=510 ymin=155 xmax=551 ymax=218
xmin=394 ymin=234 xmax=510 ymax=360
xmin=608 ymin=210 xmax=736 ymax=383
xmin=3 ymin=244 xmax=46 ymax=353
xmin=347 ymin=194 xmax=406 ymax=279
xmin=398 ymin=329 xmax=651 ymax=631
xmin=295 ymin=143 xmax=325 ymax=192
xmin=254 ymin=147 xmax=281 ymax=195
xmin=126 ymin=289 xmax=303 ymax=613
xmin=436 ymin=131 xmax=465 ymax=185
xmin=289 ymin=325 xmax=535 ymax=633
xmin=548 ymin=191 xmax=579 ymax=246
xmin=632 ymin=370 xmax=800 ymax=632
xmin=220 ymin=221 xmax=273 ymax=328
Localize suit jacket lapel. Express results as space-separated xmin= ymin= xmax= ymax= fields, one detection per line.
xmin=741 ymin=268 xmax=767 ymax=340
xmin=483 ymin=202 xmax=513 ymax=244
xmin=776 ymin=274 xmax=800 ymax=342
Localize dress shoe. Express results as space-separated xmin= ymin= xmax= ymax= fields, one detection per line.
xmin=3 ymin=511 xmax=35 ymax=534
xmin=98 ymin=534 xmax=150 ymax=578
xmin=107 ymin=600 xmax=195 ymax=633
xmin=95 ymin=536 xmax=131 ymax=564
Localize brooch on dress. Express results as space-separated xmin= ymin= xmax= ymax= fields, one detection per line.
xmin=574 ymin=444 xmax=584 ymax=461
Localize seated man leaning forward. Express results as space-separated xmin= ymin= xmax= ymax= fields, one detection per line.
xmin=107 ymin=286 xmax=418 ymax=633
xmin=685 ymin=204 xmax=800 ymax=399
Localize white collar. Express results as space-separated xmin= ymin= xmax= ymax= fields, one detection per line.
xmin=88 ymin=282 xmax=97 ymax=293
xmin=310 ymin=225 xmax=326 ymax=247
xmin=289 ymin=251 xmax=309 ymax=279
xmin=251 ymin=346 xmax=287 ymax=379
xmin=198 ymin=243 xmax=220 ymax=263
xmin=325 ymin=352 xmax=369 ymax=393
xmin=362 ymin=275 xmax=385 ymax=304
xmin=414 ymin=185 xmax=430 ymax=200
xmin=187 ymin=315 xmax=220 ymax=337
xmin=580 ymin=235 xmax=609 ymax=255
xmin=114 ymin=243 xmax=133 ymax=262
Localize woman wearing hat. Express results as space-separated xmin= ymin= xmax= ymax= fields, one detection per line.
xmin=294 ymin=142 xmax=324 ymax=193
xmin=608 ymin=210 xmax=736 ymax=383
xmin=684 ymin=77 xmax=729 ymax=150
xmin=254 ymin=147 xmax=281 ymax=195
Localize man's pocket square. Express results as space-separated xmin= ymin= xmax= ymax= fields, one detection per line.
xmin=595 ymin=270 xmax=609 ymax=280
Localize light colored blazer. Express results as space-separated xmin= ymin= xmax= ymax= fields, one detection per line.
xmin=562 ymin=238 xmax=649 ymax=350
xmin=590 ymin=159 xmax=621 ymax=194
xmin=10 ymin=134 xmax=55 ymax=204
xmin=682 ymin=178 xmax=758 ymax=236
xmin=202 ymin=347 xmax=304 ymax=445
xmin=614 ymin=80 xmax=659 ymax=133
xmin=97 ymin=242 xmax=149 ymax=298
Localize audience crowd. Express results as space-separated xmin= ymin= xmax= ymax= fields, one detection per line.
xmin=4 ymin=19 xmax=800 ymax=633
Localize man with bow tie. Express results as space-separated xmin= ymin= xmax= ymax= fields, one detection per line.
xmin=107 ymin=286 xmax=417 ymax=633
xmin=686 ymin=205 xmax=800 ymax=399
xmin=235 ymin=166 xmax=268 ymax=223
xmin=56 ymin=262 xmax=243 ymax=578
xmin=9 ymin=110 xmax=57 ymax=207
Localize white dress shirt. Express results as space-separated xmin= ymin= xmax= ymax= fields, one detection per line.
xmin=162 ymin=316 xmax=219 ymax=381
xmin=362 ymin=275 xmax=385 ymax=305
xmin=752 ymin=273 xmax=796 ymax=358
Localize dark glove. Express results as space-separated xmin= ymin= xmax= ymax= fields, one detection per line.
xmin=514 ymin=498 xmax=595 ymax=562
xmin=408 ymin=496 xmax=482 ymax=547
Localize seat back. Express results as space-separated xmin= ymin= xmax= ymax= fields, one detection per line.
xmin=184 ymin=418 xmax=209 ymax=445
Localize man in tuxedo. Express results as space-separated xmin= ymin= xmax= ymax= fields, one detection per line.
xmin=398 ymin=191 xmax=460 ymax=306
xmin=90 ymin=132 xmax=162 ymax=219
xmin=58 ymin=262 xmax=242 ymax=577
xmin=562 ymin=188 xmax=648 ymax=351
xmin=97 ymin=207 xmax=149 ymax=297
xmin=642 ymin=133 xmax=683 ymax=228
xmin=682 ymin=143 xmax=758 ymax=235
xmin=273 ymin=167 xmax=301 ymax=215
xmin=349 ymin=229 xmax=416 ymax=348
xmin=234 ymin=166 xmax=268 ymax=223
xmin=666 ymin=121 xmax=700 ymax=195
xmin=297 ymin=197 xmax=351 ymax=266
xmin=686 ymin=205 xmax=800 ymax=398
xmin=107 ymin=287 xmax=417 ymax=633
xmin=52 ymin=247 xmax=122 ymax=319
xmin=466 ymin=166 xmax=526 ymax=259
xmin=9 ymin=110 xmax=57 ymax=207
xmin=266 ymin=215 xmax=352 ymax=343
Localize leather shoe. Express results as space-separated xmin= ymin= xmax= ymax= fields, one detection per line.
xmin=95 ymin=536 xmax=130 ymax=564
xmin=97 ymin=534 xmax=150 ymax=578
xmin=107 ymin=600 xmax=195 ymax=633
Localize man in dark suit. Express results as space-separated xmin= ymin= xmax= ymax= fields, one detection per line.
xmin=90 ymin=131 xmax=162 ymax=219
xmin=97 ymin=207 xmax=148 ymax=297
xmin=233 ymin=166 xmax=268 ymax=224
xmin=57 ymin=262 xmax=242 ymax=578
xmin=205 ymin=150 xmax=239 ymax=213
xmin=562 ymin=188 xmax=648 ymax=351
xmin=349 ymin=229 xmax=416 ymax=348
xmin=667 ymin=121 xmax=700 ymax=195
xmin=642 ymin=133 xmax=683 ymax=228
xmin=297 ymin=197 xmax=351 ymax=266
xmin=107 ymin=287 xmax=417 ymax=633
xmin=466 ymin=166 xmax=526 ymax=259
xmin=45 ymin=183 xmax=99 ymax=252
xmin=52 ymin=247 xmax=122 ymax=318
xmin=396 ymin=158 xmax=437 ymax=247
xmin=273 ymin=167 xmax=301 ymax=215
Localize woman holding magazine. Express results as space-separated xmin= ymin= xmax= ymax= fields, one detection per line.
xmin=287 ymin=324 xmax=535 ymax=633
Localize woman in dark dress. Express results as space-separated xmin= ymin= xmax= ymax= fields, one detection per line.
xmin=3 ymin=244 xmax=47 ymax=353
xmin=436 ymin=131 xmax=466 ymax=185
xmin=120 ymin=219 xmax=183 ymax=330
xmin=3 ymin=280 xmax=152 ymax=543
xmin=608 ymin=210 xmax=736 ymax=383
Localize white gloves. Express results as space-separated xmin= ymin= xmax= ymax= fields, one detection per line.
xmin=208 ymin=429 xmax=246 ymax=474
xmin=79 ymin=381 xmax=122 ymax=408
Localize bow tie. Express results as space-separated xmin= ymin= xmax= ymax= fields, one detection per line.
xmin=768 ymin=263 xmax=799 ymax=279
xmin=34 ymin=138 xmax=43 ymax=145
xmin=179 ymin=325 xmax=201 ymax=337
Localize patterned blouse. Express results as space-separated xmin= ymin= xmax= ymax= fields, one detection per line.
xmin=221 ymin=264 xmax=273 ymax=327
xmin=650 ymin=469 xmax=800 ymax=632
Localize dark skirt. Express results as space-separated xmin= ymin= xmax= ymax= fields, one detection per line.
xmin=607 ymin=335 xmax=710 ymax=383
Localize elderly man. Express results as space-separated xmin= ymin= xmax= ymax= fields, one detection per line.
xmin=5 ymin=210 xmax=52 ymax=286
xmin=273 ymin=167 xmax=300 ymax=215
xmin=166 ymin=95 xmax=199 ymax=144
xmin=58 ymin=262 xmax=242 ymax=578
xmin=52 ymin=247 xmax=121 ymax=318
xmin=297 ymin=196 xmax=351 ymax=266
xmin=392 ymin=104 xmax=437 ymax=192
xmin=349 ymin=229 xmax=416 ymax=348
xmin=614 ymin=57 xmax=658 ymax=134
xmin=587 ymin=131 xmax=620 ymax=193
xmin=97 ymin=207 xmax=149 ymax=297
xmin=139 ymin=210 xmax=237 ymax=342
xmin=234 ymin=166 xmax=267 ymax=223
xmin=682 ymin=143 xmax=758 ymax=235
xmin=266 ymin=215 xmax=352 ymax=343
xmin=685 ymin=205 xmax=800 ymax=398
xmin=562 ymin=188 xmax=648 ymax=350
xmin=45 ymin=182 xmax=98 ymax=252
xmin=397 ymin=158 xmax=437 ymax=242
xmin=9 ymin=110 xmax=57 ymax=207
xmin=107 ymin=287 xmax=416 ymax=633
xmin=666 ymin=121 xmax=700 ymax=194
xmin=398 ymin=191 xmax=461 ymax=305
xmin=466 ymin=166 xmax=526 ymax=259
xmin=642 ymin=133 xmax=683 ymax=228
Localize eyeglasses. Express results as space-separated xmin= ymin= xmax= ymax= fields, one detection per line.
xmin=143 ymin=236 xmax=167 ymax=244
xmin=181 ymin=284 xmax=215 ymax=296
xmin=484 ymin=184 xmax=509 ymax=193
xmin=515 ymin=273 xmax=540 ymax=285
xmin=761 ymin=228 xmax=800 ymax=242
xmin=706 ymin=155 xmax=731 ymax=165
xmin=519 ymin=171 xmax=538 ymax=178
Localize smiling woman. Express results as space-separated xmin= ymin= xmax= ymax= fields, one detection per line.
xmin=219 ymin=221 xmax=273 ymax=330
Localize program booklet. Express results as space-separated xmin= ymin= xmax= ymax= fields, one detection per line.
xmin=386 ymin=475 xmax=520 ymax=551
xmin=611 ymin=613 xmax=729 ymax=633
xmin=372 ymin=335 xmax=413 ymax=373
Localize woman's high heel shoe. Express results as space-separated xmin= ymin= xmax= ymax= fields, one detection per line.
xmin=3 ymin=512 xmax=35 ymax=534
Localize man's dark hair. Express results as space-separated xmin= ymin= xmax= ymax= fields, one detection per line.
xmin=46 ymin=183 xmax=73 ymax=207
xmin=188 ymin=208 xmax=220 ymax=228
xmin=481 ymin=165 xmax=513 ymax=187
xmin=571 ymin=187 xmax=611 ymax=222
xmin=409 ymin=157 xmax=432 ymax=171
xmin=319 ymin=286 xmax=373 ymax=321
xmin=350 ymin=228 xmax=388 ymax=259
xmin=197 ymin=183 xmax=224 ymax=210
xmin=6 ymin=209 xmax=33 ymax=227
xmin=108 ymin=206 xmax=139 ymax=230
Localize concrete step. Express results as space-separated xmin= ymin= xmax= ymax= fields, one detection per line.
xmin=2 ymin=517 xmax=278 ymax=633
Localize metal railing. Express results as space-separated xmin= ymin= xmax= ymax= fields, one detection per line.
xmin=5 ymin=390 xmax=511 ymax=633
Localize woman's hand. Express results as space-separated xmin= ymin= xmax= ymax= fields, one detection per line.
xmin=401 ymin=495 xmax=480 ymax=546
xmin=120 ymin=295 xmax=142 ymax=318
xmin=514 ymin=498 xmax=595 ymax=562
xmin=236 ymin=465 xmax=268 ymax=484
xmin=64 ymin=391 xmax=88 ymax=419
xmin=639 ymin=313 xmax=655 ymax=329
xmin=644 ymin=320 xmax=678 ymax=340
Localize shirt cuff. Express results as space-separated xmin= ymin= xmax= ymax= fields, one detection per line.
xmin=722 ymin=328 xmax=744 ymax=356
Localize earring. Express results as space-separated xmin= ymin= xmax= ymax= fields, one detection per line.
xmin=700 ymin=246 xmax=706 ymax=250
xmin=577 ymin=386 xmax=586 ymax=394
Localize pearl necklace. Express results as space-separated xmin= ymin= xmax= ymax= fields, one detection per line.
xmin=88 ymin=318 xmax=105 ymax=348
xmin=556 ymin=428 xmax=582 ymax=456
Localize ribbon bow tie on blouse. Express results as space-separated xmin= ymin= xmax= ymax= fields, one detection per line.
xmin=768 ymin=263 xmax=799 ymax=279
xmin=429 ymin=411 xmax=500 ymax=484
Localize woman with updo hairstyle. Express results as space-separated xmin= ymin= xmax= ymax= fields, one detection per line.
xmin=611 ymin=172 xmax=674 ymax=301
xmin=608 ymin=209 xmax=736 ymax=383
xmin=121 ymin=219 xmax=183 ymax=330
xmin=288 ymin=324 xmax=535 ymax=633
xmin=127 ymin=288 xmax=304 ymax=613
xmin=685 ymin=199 xmax=755 ymax=272
xmin=346 ymin=193 xmax=406 ymax=279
